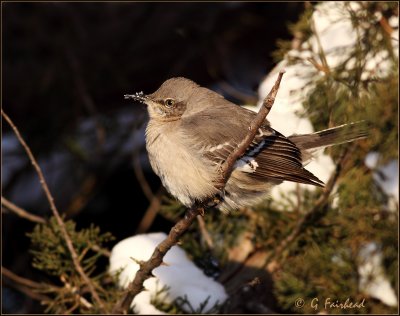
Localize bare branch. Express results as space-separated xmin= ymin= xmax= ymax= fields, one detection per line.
xmin=65 ymin=175 xmax=97 ymax=217
xmin=310 ymin=15 xmax=331 ymax=75
xmin=217 ymin=70 xmax=285 ymax=188
xmin=1 ymin=110 xmax=107 ymax=313
xmin=2 ymin=266 xmax=45 ymax=289
xmin=2 ymin=266 xmax=50 ymax=302
xmin=133 ymin=149 xmax=154 ymax=202
xmin=112 ymin=70 xmax=286 ymax=313
xmin=135 ymin=187 xmax=164 ymax=234
xmin=197 ymin=215 xmax=214 ymax=250
xmin=60 ymin=274 xmax=94 ymax=309
xmin=112 ymin=207 xmax=202 ymax=313
xmin=1 ymin=196 xmax=46 ymax=224
xmin=378 ymin=15 xmax=394 ymax=36
xmin=89 ymin=244 xmax=111 ymax=258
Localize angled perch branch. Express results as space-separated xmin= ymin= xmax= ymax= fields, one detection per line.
xmin=112 ymin=70 xmax=286 ymax=314
xmin=218 ymin=70 xmax=285 ymax=186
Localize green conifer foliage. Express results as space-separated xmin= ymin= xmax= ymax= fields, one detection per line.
xmin=22 ymin=2 xmax=397 ymax=314
xmin=270 ymin=2 xmax=398 ymax=314
xmin=27 ymin=217 xmax=117 ymax=313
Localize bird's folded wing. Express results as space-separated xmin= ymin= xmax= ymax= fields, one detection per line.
xmin=181 ymin=111 xmax=324 ymax=187
xmin=245 ymin=131 xmax=324 ymax=186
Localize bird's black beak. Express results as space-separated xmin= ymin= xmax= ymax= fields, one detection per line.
xmin=124 ymin=92 xmax=148 ymax=104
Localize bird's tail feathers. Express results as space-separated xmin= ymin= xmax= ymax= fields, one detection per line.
xmin=289 ymin=121 xmax=368 ymax=151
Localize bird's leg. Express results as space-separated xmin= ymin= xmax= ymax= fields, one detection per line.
xmin=198 ymin=190 xmax=225 ymax=209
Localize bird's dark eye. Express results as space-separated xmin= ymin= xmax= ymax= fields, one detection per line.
xmin=165 ymin=98 xmax=175 ymax=107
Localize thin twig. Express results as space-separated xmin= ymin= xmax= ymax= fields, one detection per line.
xmin=379 ymin=15 xmax=394 ymax=35
xmin=135 ymin=187 xmax=164 ymax=234
xmin=307 ymin=57 xmax=330 ymax=74
xmin=1 ymin=110 xmax=107 ymax=313
xmin=2 ymin=266 xmax=45 ymax=289
xmin=132 ymin=149 xmax=165 ymax=233
xmin=60 ymin=274 xmax=93 ymax=309
xmin=2 ymin=266 xmax=50 ymax=302
xmin=65 ymin=175 xmax=97 ymax=217
xmin=197 ymin=215 xmax=214 ymax=250
xmin=295 ymin=183 xmax=301 ymax=215
xmin=89 ymin=244 xmax=111 ymax=258
xmin=1 ymin=196 xmax=46 ymax=224
xmin=112 ymin=70 xmax=286 ymax=314
xmin=310 ymin=15 xmax=330 ymax=75
xmin=133 ymin=149 xmax=154 ymax=202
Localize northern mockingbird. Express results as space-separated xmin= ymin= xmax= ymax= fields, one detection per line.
xmin=125 ymin=77 xmax=366 ymax=212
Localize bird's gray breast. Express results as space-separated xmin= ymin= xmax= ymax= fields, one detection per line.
xmin=145 ymin=121 xmax=218 ymax=206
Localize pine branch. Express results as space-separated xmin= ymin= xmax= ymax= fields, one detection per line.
xmin=112 ymin=70 xmax=286 ymax=314
xmin=1 ymin=110 xmax=108 ymax=313
xmin=266 ymin=146 xmax=352 ymax=272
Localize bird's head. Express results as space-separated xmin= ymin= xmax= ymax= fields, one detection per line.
xmin=125 ymin=77 xmax=200 ymax=121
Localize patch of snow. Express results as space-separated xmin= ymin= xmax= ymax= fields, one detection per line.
xmin=253 ymin=63 xmax=336 ymax=210
xmin=358 ymin=243 xmax=398 ymax=307
xmin=2 ymin=107 xmax=147 ymax=210
xmin=109 ymin=233 xmax=227 ymax=314
xmin=365 ymin=152 xmax=380 ymax=169
xmin=365 ymin=152 xmax=399 ymax=207
xmin=252 ymin=2 xmax=399 ymax=306
xmin=251 ymin=1 xmax=398 ymax=211
xmin=1 ymin=134 xmax=29 ymax=186
xmin=374 ymin=159 xmax=399 ymax=203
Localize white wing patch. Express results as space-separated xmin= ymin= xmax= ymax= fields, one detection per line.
xmin=234 ymin=157 xmax=259 ymax=173
xmin=248 ymin=139 xmax=266 ymax=156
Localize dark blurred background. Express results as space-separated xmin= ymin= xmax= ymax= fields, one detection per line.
xmin=2 ymin=2 xmax=305 ymax=313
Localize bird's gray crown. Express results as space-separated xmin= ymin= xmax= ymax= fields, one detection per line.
xmin=125 ymin=77 xmax=227 ymax=121
xmin=148 ymin=77 xmax=200 ymax=102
